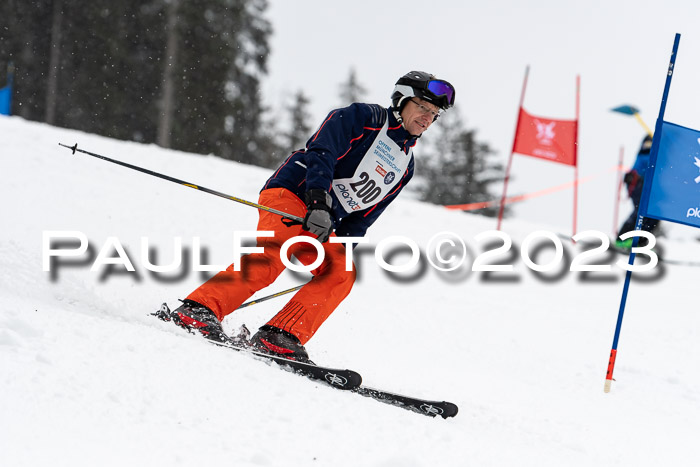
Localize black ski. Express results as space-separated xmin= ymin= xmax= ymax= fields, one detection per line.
xmin=152 ymin=305 xmax=361 ymax=391
xmin=353 ymin=387 xmax=458 ymax=419
xmin=152 ymin=304 xmax=459 ymax=418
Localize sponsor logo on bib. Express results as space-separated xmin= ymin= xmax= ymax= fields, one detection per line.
xmin=332 ymin=117 xmax=412 ymax=213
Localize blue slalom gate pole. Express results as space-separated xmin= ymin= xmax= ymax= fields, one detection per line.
xmin=604 ymin=33 xmax=681 ymax=393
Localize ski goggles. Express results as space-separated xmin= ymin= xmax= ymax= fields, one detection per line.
xmin=426 ymin=79 xmax=456 ymax=107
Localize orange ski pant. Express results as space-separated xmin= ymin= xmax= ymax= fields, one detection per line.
xmin=187 ymin=187 xmax=356 ymax=344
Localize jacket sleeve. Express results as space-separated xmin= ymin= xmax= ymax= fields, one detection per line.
xmin=302 ymin=104 xmax=374 ymax=192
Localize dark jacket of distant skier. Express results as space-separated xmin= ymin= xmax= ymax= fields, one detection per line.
xmin=618 ymin=134 xmax=659 ymax=238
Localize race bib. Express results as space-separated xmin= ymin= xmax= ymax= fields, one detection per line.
xmin=332 ymin=119 xmax=412 ymax=213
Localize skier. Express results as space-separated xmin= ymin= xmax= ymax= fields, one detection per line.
xmin=616 ymin=134 xmax=660 ymax=248
xmin=169 ymin=71 xmax=456 ymax=362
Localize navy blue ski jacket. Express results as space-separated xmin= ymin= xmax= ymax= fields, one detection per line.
xmin=631 ymin=150 xmax=651 ymax=178
xmin=263 ymin=103 xmax=418 ymax=238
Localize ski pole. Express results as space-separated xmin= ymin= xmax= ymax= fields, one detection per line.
xmin=57 ymin=143 xmax=304 ymax=224
xmin=633 ymin=113 xmax=654 ymax=138
xmin=151 ymin=285 xmax=304 ymax=323
xmin=610 ymin=105 xmax=654 ymax=137
xmin=236 ymin=285 xmax=304 ymax=310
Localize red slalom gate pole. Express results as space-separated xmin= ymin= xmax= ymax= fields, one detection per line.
xmin=497 ymin=65 xmax=529 ymax=230
xmin=572 ymin=75 xmax=580 ymax=237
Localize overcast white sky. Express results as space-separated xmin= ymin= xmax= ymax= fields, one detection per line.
xmin=262 ymin=0 xmax=700 ymax=236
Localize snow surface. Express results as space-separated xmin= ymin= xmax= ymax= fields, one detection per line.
xmin=1 ymin=116 xmax=699 ymax=467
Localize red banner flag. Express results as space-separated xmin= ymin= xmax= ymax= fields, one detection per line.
xmin=512 ymin=108 xmax=578 ymax=166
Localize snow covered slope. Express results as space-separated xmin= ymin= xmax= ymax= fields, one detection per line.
xmin=1 ymin=116 xmax=699 ymax=467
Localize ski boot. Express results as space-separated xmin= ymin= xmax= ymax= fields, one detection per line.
xmin=250 ymin=325 xmax=313 ymax=364
xmin=615 ymin=238 xmax=634 ymax=251
xmin=169 ymin=300 xmax=228 ymax=343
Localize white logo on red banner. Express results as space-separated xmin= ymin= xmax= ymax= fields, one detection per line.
xmin=534 ymin=120 xmax=556 ymax=146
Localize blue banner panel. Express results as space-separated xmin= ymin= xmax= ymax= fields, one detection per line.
xmin=645 ymin=121 xmax=700 ymax=228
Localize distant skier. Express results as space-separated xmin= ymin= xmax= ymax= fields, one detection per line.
xmin=168 ymin=71 xmax=456 ymax=362
xmin=616 ymin=134 xmax=660 ymax=248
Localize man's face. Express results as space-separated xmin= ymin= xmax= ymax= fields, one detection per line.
xmin=400 ymin=98 xmax=440 ymax=136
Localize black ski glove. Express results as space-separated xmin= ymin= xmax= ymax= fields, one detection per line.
xmin=303 ymin=189 xmax=334 ymax=243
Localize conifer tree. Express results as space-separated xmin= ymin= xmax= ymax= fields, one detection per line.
xmin=283 ymin=89 xmax=313 ymax=153
xmin=415 ymin=109 xmax=505 ymax=217
xmin=338 ymin=67 xmax=367 ymax=104
xmin=0 ymin=0 xmax=273 ymax=166
xmin=0 ymin=0 xmax=54 ymax=120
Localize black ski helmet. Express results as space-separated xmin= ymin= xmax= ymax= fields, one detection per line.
xmin=391 ymin=71 xmax=456 ymax=115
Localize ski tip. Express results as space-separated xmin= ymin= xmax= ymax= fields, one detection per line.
xmin=415 ymin=401 xmax=458 ymax=419
xmin=436 ymin=402 xmax=458 ymax=419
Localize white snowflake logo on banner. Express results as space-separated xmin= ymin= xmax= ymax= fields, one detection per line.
xmin=534 ymin=120 xmax=556 ymax=146
xmin=695 ymin=138 xmax=700 ymax=183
